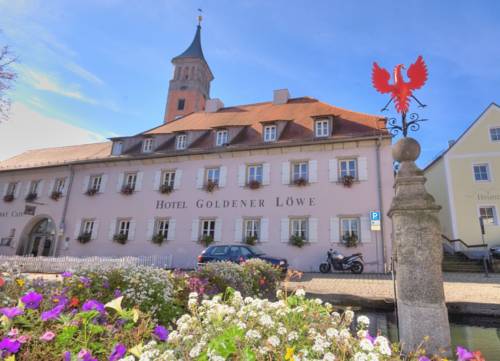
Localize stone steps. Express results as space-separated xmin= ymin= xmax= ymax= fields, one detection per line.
xmin=442 ymin=253 xmax=485 ymax=272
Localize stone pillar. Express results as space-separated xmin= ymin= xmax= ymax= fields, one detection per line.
xmin=388 ymin=137 xmax=451 ymax=356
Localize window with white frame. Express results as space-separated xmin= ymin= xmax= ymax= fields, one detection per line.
xmin=292 ymin=162 xmax=309 ymax=182
xmin=315 ymin=119 xmax=330 ymax=137
xmin=473 ymin=164 xmax=490 ymax=182
xmin=81 ymin=219 xmax=95 ymax=236
xmin=201 ymin=219 xmax=216 ymax=238
xmin=89 ymin=175 xmax=102 ymax=192
xmin=244 ymin=218 xmax=260 ymax=241
xmin=290 ymin=218 xmax=308 ymax=240
xmin=479 ymin=206 xmax=497 ymax=225
xmin=117 ymin=219 xmax=131 ymax=237
xmin=161 ymin=170 xmax=176 ymax=187
xmin=263 ymin=125 xmax=277 ymax=142
xmin=112 ymin=141 xmax=123 ymax=155
xmin=206 ymin=167 xmax=220 ymax=185
xmin=247 ymin=164 xmax=263 ymax=184
xmin=142 ymin=138 xmax=154 ymax=153
xmin=339 ymin=159 xmax=358 ymax=179
xmin=155 ymin=218 xmax=169 ymax=237
xmin=54 ymin=178 xmax=66 ymax=194
xmin=123 ymin=172 xmax=137 ymax=190
xmin=490 ymin=128 xmax=500 ymax=141
xmin=29 ymin=180 xmax=40 ymax=195
xmin=6 ymin=182 xmax=17 ymax=196
xmin=340 ymin=217 xmax=360 ymax=244
xmin=176 ymin=134 xmax=187 ymax=150
xmin=215 ymin=129 xmax=229 ymax=146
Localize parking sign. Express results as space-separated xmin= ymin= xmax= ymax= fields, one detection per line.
xmin=370 ymin=211 xmax=381 ymax=231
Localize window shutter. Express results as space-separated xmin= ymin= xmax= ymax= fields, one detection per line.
xmin=37 ymin=180 xmax=44 ymax=196
xmin=61 ymin=178 xmax=68 ymax=195
xmin=82 ymin=176 xmax=90 ymax=193
xmin=361 ymin=216 xmax=372 ymax=243
xmin=214 ymin=219 xmax=222 ymax=242
xmin=330 ymin=217 xmax=340 ymax=242
xmin=109 ymin=220 xmax=116 ymax=240
xmin=329 ymin=159 xmax=338 ymax=182
xmin=146 ymin=219 xmax=155 ymax=240
xmin=153 ymin=171 xmax=161 ymax=190
xmin=73 ymin=220 xmax=82 ymax=239
xmin=260 ymin=218 xmax=269 ymax=242
xmin=91 ymin=221 xmax=99 ymax=240
xmin=262 ymin=163 xmax=271 ymax=185
xmin=234 ymin=218 xmax=243 ymax=242
xmin=116 ymin=173 xmax=124 ymax=192
xmin=47 ymin=179 xmax=55 ymax=196
xmin=309 ymin=218 xmax=318 ymax=242
xmin=136 ymin=172 xmax=143 ymax=191
xmin=281 ymin=162 xmax=290 ymax=185
xmin=195 ymin=169 xmax=204 ymax=189
xmin=281 ymin=218 xmax=290 ymax=243
xmin=100 ymin=175 xmax=108 ymax=192
xmin=167 ymin=219 xmax=176 ymax=241
xmin=24 ymin=182 xmax=31 ymax=196
xmin=191 ymin=219 xmax=200 ymax=241
xmin=128 ymin=220 xmax=136 ymax=241
xmin=14 ymin=183 xmax=21 ymax=198
xmin=358 ymin=157 xmax=368 ymax=181
xmin=308 ymin=160 xmax=318 ymax=183
xmin=237 ymin=165 xmax=246 ymax=187
xmin=219 ymin=166 xmax=227 ymax=188
xmin=173 ymin=170 xmax=182 ymax=190
xmin=2 ymin=183 xmax=8 ymax=197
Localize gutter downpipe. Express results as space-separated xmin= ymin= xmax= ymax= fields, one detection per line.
xmin=54 ymin=164 xmax=74 ymax=256
xmin=375 ymin=135 xmax=387 ymax=273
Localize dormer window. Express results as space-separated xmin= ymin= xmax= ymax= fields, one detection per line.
xmin=315 ymin=119 xmax=330 ymax=137
xmin=263 ymin=125 xmax=277 ymax=142
xmin=176 ymin=134 xmax=187 ymax=150
xmin=142 ymin=138 xmax=154 ymax=153
xmin=112 ymin=141 xmax=123 ymax=155
xmin=216 ymin=130 xmax=228 ymax=146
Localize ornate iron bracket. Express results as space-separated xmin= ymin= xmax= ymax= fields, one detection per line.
xmin=384 ymin=112 xmax=427 ymax=137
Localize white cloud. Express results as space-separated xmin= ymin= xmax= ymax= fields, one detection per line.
xmin=0 ymin=102 xmax=106 ymax=160
xmin=64 ymin=62 xmax=105 ymax=86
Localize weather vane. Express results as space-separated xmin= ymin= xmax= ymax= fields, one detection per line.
xmin=371 ymin=56 xmax=428 ymax=137
xmin=197 ymin=8 xmax=203 ymax=25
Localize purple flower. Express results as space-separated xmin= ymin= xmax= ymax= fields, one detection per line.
xmin=364 ymin=332 xmax=375 ymax=344
xmin=41 ymin=304 xmax=65 ymax=321
xmin=0 ymin=307 xmax=24 ymax=319
xmin=418 ymin=357 xmax=431 ymax=361
xmin=456 ymin=346 xmax=475 ymax=361
xmin=52 ymin=294 xmax=69 ymax=307
xmin=113 ymin=289 xmax=122 ymax=298
xmin=79 ymin=277 xmax=91 ymax=288
xmin=0 ymin=337 xmax=21 ymax=354
xmin=61 ymin=271 xmax=73 ymax=278
xmin=102 ymin=280 xmax=110 ymax=289
xmin=153 ymin=325 xmax=169 ymax=341
xmin=21 ymin=291 xmax=43 ymax=309
xmin=109 ymin=343 xmax=127 ymax=361
xmin=82 ymin=300 xmax=105 ymax=314
xmin=78 ymin=349 xmax=97 ymax=361
xmin=64 ymin=351 xmax=72 ymax=361
xmin=39 ymin=331 xmax=56 ymax=342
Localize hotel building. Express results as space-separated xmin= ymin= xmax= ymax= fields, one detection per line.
xmin=0 ymin=25 xmax=394 ymax=272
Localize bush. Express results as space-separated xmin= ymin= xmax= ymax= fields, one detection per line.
xmin=241 ymin=258 xmax=281 ymax=299
xmin=192 ymin=261 xmax=252 ymax=297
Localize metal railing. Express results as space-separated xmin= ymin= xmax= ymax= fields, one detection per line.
xmin=441 ymin=234 xmax=491 ymax=276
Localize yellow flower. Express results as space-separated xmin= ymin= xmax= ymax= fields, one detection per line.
xmin=132 ymin=308 xmax=139 ymax=323
xmin=15 ymin=279 xmax=25 ymax=287
xmin=129 ymin=343 xmax=143 ymax=357
xmin=5 ymin=355 xmax=15 ymax=361
xmin=105 ymin=296 xmax=124 ymax=313
xmin=285 ymin=347 xmax=295 ymax=361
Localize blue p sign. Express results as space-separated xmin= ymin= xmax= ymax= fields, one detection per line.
xmin=370 ymin=211 xmax=380 ymax=221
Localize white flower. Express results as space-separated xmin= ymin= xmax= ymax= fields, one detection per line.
xmin=353 ymin=352 xmax=368 ymax=361
xmin=259 ymin=314 xmax=274 ymax=328
xmin=366 ymin=353 xmax=379 ymax=361
xmin=267 ymin=335 xmax=280 ymax=347
xmin=245 ymin=329 xmax=261 ymax=340
xmin=276 ymin=289 xmax=283 ymax=298
xmin=344 ymin=310 xmax=354 ymax=323
xmin=326 ymin=328 xmax=339 ymax=339
xmin=314 ymin=298 xmax=323 ymax=305
xmin=277 ymin=326 xmax=287 ymax=335
xmin=287 ymin=331 xmax=299 ymax=341
xmin=357 ymin=315 xmax=370 ymax=326
xmin=295 ymin=288 xmax=306 ymax=297
xmin=323 ymin=352 xmax=336 ymax=361
xmin=377 ymin=342 xmax=392 ymax=356
xmin=189 ymin=344 xmax=202 ymax=358
xmin=359 ymin=338 xmax=374 ymax=352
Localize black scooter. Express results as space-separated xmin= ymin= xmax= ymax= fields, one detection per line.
xmin=319 ymin=249 xmax=364 ymax=274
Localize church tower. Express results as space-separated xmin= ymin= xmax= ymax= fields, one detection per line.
xmin=164 ymin=21 xmax=214 ymax=123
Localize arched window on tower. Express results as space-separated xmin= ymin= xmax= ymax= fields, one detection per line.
xmin=174 ymin=66 xmax=181 ymax=80
xmin=183 ymin=67 xmax=189 ymax=80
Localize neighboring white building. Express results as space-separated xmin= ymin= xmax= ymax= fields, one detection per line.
xmin=0 ymin=25 xmax=393 ymax=272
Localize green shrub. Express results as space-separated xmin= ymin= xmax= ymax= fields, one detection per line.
xmin=241 ymin=258 xmax=281 ymax=299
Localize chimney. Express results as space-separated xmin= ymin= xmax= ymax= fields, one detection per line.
xmin=448 ymin=139 xmax=455 ymax=148
xmin=273 ymin=89 xmax=290 ymax=105
xmin=205 ymin=98 xmax=224 ymax=113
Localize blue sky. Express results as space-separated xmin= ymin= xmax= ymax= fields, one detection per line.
xmin=0 ymin=0 xmax=499 ymax=166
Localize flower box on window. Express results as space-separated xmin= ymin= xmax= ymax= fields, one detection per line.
xmin=204 ymin=180 xmax=218 ymax=193
xmin=121 ymin=185 xmax=134 ymax=195
xmin=244 ymin=235 xmax=258 ymax=246
xmin=343 ymin=234 xmax=359 ymax=248
xmin=50 ymin=191 xmax=63 ymax=201
xmin=159 ymin=184 xmax=174 ymax=194
xmin=3 ymin=194 xmax=14 ymax=203
xmin=289 ymin=235 xmax=306 ymax=248
xmin=199 ymin=234 xmax=214 ymax=247
xmin=25 ymin=193 xmax=37 ymax=202
xmin=152 ymin=233 xmax=167 ymax=245
xmin=113 ymin=233 xmax=128 ymax=244
xmin=341 ymin=175 xmax=355 ymax=188
xmin=85 ymin=188 xmax=98 ymax=196
xmin=293 ymin=178 xmax=308 ymax=187
xmin=77 ymin=232 xmax=92 ymax=244
xmin=248 ymin=180 xmax=261 ymax=190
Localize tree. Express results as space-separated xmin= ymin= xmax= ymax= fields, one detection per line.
xmin=0 ymin=40 xmax=17 ymax=120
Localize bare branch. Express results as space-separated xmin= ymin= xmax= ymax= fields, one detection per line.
xmin=0 ymin=42 xmax=18 ymax=120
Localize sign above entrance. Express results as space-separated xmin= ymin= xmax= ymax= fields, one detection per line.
xmin=24 ymin=205 xmax=36 ymax=216
xmin=370 ymin=211 xmax=381 ymax=231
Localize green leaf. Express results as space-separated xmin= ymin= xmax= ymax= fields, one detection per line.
xmin=55 ymin=325 xmax=78 ymax=349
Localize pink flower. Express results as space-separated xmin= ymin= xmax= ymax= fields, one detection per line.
xmin=39 ymin=331 xmax=56 ymax=342
xmin=17 ymin=335 xmax=30 ymax=344
xmin=7 ymin=328 xmax=19 ymax=337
